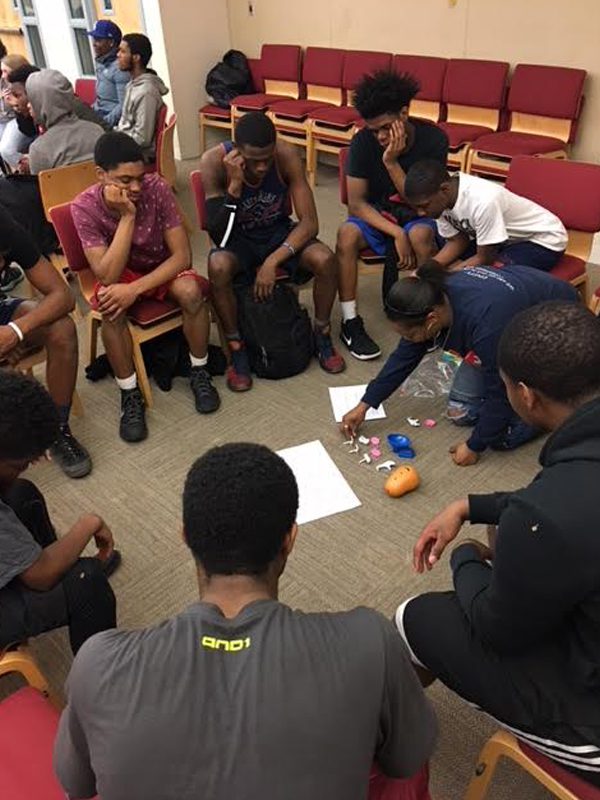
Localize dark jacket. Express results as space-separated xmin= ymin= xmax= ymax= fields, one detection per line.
xmin=362 ymin=265 xmax=577 ymax=451
xmin=453 ymin=395 xmax=600 ymax=694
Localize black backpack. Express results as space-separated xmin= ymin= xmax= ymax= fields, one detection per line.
xmin=205 ymin=50 xmax=253 ymax=109
xmin=237 ymin=284 xmax=314 ymax=379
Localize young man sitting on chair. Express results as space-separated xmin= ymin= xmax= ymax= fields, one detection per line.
xmin=72 ymin=131 xmax=219 ymax=444
xmin=0 ymin=205 xmax=91 ymax=479
xmin=336 ymin=70 xmax=448 ymax=361
xmin=0 ymin=371 xmax=118 ymax=657
xmin=201 ymin=111 xmax=345 ymax=392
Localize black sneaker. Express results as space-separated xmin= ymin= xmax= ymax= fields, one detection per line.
xmin=0 ymin=264 xmax=25 ymax=293
xmin=101 ymin=550 xmax=122 ymax=578
xmin=190 ymin=366 xmax=221 ymax=413
xmin=340 ymin=316 xmax=381 ymax=360
xmin=119 ymin=387 xmax=147 ymax=442
xmin=50 ymin=426 xmax=92 ymax=479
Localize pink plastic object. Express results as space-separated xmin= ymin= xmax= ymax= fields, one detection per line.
xmin=423 ymin=419 xmax=437 ymax=428
xmin=370 ymin=437 xmax=380 ymax=446
xmin=370 ymin=448 xmax=381 ymax=459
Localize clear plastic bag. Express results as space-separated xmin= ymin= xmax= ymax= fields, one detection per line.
xmin=399 ymin=351 xmax=461 ymax=398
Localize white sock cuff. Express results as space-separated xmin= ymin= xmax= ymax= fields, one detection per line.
xmin=394 ymin=597 xmax=427 ymax=669
xmin=341 ymin=300 xmax=357 ymax=322
xmin=115 ymin=373 xmax=137 ymax=391
xmin=190 ymin=353 xmax=209 ymax=368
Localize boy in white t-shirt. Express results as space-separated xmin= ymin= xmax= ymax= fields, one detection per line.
xmin=403 ymin=159 xmax=567 ymax=271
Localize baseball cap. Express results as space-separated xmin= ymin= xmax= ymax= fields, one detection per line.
xmin=87 ymin=20 xmax=122 ymax=42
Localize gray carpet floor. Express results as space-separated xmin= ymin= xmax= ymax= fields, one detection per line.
xmin=15 ymin=144 xmax=596 ymax=799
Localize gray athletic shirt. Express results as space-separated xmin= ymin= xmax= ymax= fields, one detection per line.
xmin=54 ymin=599 xmax=437 ymax=800
xmin=0 ymin=499 xmax=41 ymax=590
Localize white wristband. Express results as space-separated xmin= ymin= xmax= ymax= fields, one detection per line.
xmin=8 ymin=321 xmax=24 ymax=342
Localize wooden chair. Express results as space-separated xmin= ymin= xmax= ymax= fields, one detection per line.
xmin=49 ymin=201 xmax=186 ymax=409
xmin=38 ymin=160 xmax=98 ymax=280
xmin=465 ymin=729 xmax=600 ymax=800
xmin=0 ymin=645 xmax=84 ymax=799
xmin=156 ymin=112 xmax=177 ymax=190
xmin=589 ymin=289 xmax=600 ymax=316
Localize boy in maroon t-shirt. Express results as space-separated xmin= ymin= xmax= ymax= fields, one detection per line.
xmin=72 ymin=132 xmax=219 ymax=443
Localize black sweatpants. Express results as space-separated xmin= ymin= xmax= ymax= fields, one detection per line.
xmin=399 ymin=591 xmax=600 ymax=787
xmin=0 ymin=480 xmax=116 ymax=654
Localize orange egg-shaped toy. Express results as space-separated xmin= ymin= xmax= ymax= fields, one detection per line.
xmin=384 ymin=465 xmax=420 ymax=497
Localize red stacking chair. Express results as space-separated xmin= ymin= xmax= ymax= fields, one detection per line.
xmin=74 ymin=77 xmax=96 ymax=107
xmin=468 ymin=64 xmax=586 ymax=180
xmin=231 ymin=44 xmax=302 ymax=125
xmin=307 ymin=50 xmax=392 ymax=187
xmin=437 ymin=58 xmax=509 ymax=171
xmin=392 ymin=54 xmax=448 ymax=124
xmin=465 ymin=729 xmax=600 ymax=800
xmin=50 ymin=201 xmax=189 ymax=408
xmin=505 ymin=155 xmax=600 ymax=297
xmin=199 ymin=57 xmax=263 ymax=153
xmin=0 ymin=644 xmax=100 ymax=800
xmin=144 ymin=103 xmax=168 ymax=175
xmin=268 ymin=47 xmax=346 ymax=155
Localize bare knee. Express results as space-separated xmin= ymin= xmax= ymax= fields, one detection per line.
xmin=170 ymin=278 xmax=205 ymax=314
xmin=408 ymin=225 xmax=435 ymax=250
xmin=303 ymin=245 xmax=337 ymax=278
xmin=45 ymin=315 xmax=77 ymax=354
xmin=101 ymin=313 xmax=128 ymax=332
xmin=336 ymin=222 xmax=362 ymax=255
xmin=208 ymin=251 xmax=237 ymax=286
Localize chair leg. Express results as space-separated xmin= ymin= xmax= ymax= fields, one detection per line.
xmin=464 ymin=736 xmax=505 ymax=800
xmin=130 ymin=329 xmax=153 ymax=409
xmin=199 ymin=117 xmax=206 ymax=154
xmin=71 ymin=389 xmax=84 ymax=418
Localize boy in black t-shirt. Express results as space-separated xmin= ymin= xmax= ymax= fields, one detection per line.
xmin=336 ymin=70 xmax=448 ymax=360
xmin=0 ymin=204 xmax=91 ymax=478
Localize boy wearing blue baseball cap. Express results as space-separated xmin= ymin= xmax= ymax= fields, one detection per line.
xmin=87 ymin=20 xmax=130 ymax=128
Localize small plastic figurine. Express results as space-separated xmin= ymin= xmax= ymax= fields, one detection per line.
xmin=370 ymin=436 xmax=380 ymax=446
xmin=423 ymin=419 xmax=437 ymax=428
xmin=376 ymin=460 xmax=396 ymax=472
xmin=358 ymin=453 xmax=372 ymax=465
xmin=370 ymin=448 xmax=381 ymax=459
xmin=387 ymin=434 xmax=416 ymax=459
xmin=358 ymin=435 xmax=370 ymax=445
xmin=348 ymin=444 xmax=359 ymax=454
xmin=407 ymin=417 xmax=421 ymax=427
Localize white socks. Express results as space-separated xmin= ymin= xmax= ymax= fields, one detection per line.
xmin=115 ymin=373 xmax=137 ymax=391
xmin=341 ymin=300 xmax=357 ymax=322
xmin=190 ymin=353 xmax=208 ymax=368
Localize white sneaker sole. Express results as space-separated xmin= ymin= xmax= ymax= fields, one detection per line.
xmin=340 ymin=333 xmax=381 ymax=361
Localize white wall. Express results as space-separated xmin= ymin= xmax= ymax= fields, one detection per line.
xmin=141 ymin=0 xmax=230 ymax=159
xmin=35 ymin=0 xmax=81 ymax=84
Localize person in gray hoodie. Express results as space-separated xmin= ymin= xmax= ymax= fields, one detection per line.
xmin=116 ymin=33 xmax=168 ymax=162
xmin=26 ymin=69 xmax=104 ymax=174
xmin=87 ymin=19 xmax=130 ymax=128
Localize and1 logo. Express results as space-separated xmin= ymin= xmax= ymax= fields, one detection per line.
xmin=201 ymin=636 xmax=251 ymax=652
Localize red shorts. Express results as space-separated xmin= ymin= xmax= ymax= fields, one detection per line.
xmin=90 ymin=268 xmax=209 ymax=310
xmin=369 ymin=763 xmax=430 ymax=800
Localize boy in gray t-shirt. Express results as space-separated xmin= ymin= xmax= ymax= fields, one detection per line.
xmin=55 ymin=443 xmax=437 ymax=800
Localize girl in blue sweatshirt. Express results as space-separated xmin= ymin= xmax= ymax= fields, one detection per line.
xmin=341 ymin=260 xmax=577 ymax=466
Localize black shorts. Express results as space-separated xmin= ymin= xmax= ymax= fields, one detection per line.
xmin=396 ymin=591 xmax=600 ymax=786
xmin=211 ymin=218 xmax=315 ymax=286
xmin=0 ymin=296 xmax=24 ymax=326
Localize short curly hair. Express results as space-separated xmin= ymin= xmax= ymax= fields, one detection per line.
xmin=183 ymin=443 xmax=299 ymax=576
xmin=353 ymin=70 xmax=420 ymax=120
xmin=498 ymin=301 xmax=600 ymax=404
xmin=0 ymin=370 xmax=59 ymax=460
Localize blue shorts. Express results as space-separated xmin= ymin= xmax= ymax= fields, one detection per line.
xmin=346 ymin=216 xmax=444 ymax=257
xmin=0 ymin=297 xmax=24 ymax=326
